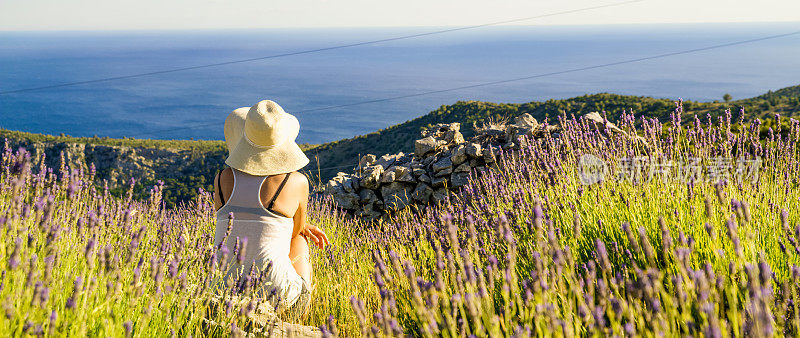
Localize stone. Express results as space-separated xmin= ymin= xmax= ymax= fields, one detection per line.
xmin=411 ymin=183 xmax=434 ymax=203
xmin=359 ymin=154 xmax=377 ymax=168
xmin=583 ymin=112 xmax=646 ymax=145
xmin=324 ymin=172 xmax=355 ymax=196
xmin=359 ymin=189 xmax=378 ymax=204
xmin=414 ymin=136 xmax=439 ymax=157
xmin=318 ymin=111 xmax=577 ymax=220
xmin=465 ymin=143 xmax=482 ymax=158
xmin=454 ymin=163 xmax=470 ymax=173
xmin=358 ymin=202 xmax=373 ymax=215
xmin=342 ymin=176 xmax=356 ymax=193
xmin=381 ymin=182 xmax=413 ymax=211
xmin=357 ymin=203 xmax=381 ymax=220
xmin=432 ymin=188 xmax=449 ymax=204
xmin=431 ymin=176 xmax=448 ymax=188
xmin=451 ymin=172 xmax=470 ymax=187
xmin=418 ymin=174 xmax=432 ymax=183
xmin=396 ymin=168 xmax=416 ymax=183
xmin=324 ymin=179 xmax=343 ymax=195
xmin=360 ymin=165 xmax=384 ymax=190
xmin=419 ymin=123 xmax=464 ymax=147
xmin=451 ymin=144 xmax=467 ymax=165
xmin=380 ymin=170 xmax=396 ymax=183
xmin=446 ymin=129 xmax=465 ymax=144
xmin=483 ymin=147 xmax=496 ymax=163
xmin=513 ymin=113 xmax=538 ymax=128
xmin=392 ymin=165 xmax=409 ymax=175
xmin=331 ymin=191 xmax=359 ymax=210
xmin=434 ymin=167 xmax=453 ymax=177
xmin=583 ymin=112 xmax=624 ymax=133
xmin=506 ymin=119 xmax=536 ymax=142
xmin=328 ymin=172 xmax=350 ymax=188
xmin=384 ymin=166 xmax=414 ymax=183
xmin=375 ymin=153 xmax=402 ymax=169
xmin=432 ymin=156 xmax=453 ymax=173
xmin=395 ymin=153 xmax=413 ymax=165
xmin=476 ymin=125 xmax=505 ymax=138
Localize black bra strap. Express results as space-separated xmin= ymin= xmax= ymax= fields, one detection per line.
xmin=217 ymin=169 xmax=226 ymax=205
xmin=266 ymin=173 xmax=291 ymax=211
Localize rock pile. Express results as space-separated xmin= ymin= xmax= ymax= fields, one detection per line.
xmin=323 ymin=113 xmax=562 ymax=220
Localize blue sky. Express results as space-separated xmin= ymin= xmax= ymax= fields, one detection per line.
xmin=1 ymin=0 xmax=798 ymax=31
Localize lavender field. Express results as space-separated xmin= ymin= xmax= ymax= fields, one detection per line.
xmin=2 ymin=102 xmax=800 ymax=337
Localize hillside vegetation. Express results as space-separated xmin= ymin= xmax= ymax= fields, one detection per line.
xmin=0 ymin=129 xmax=315 ymax=208
xmin=3 ymin=84 xmax=799 ymax=206
xmin=306 ymin=84 xmax=800 ymax=182
xmin=0 ymin=129 xmax=317 ymax=153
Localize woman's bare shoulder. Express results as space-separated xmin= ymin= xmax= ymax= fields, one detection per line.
xmin=289 ymin=171 xmax=310 ymax=190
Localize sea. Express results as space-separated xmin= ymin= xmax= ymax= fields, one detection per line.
xmin=0 ymin=22 xmax=799 ymax=144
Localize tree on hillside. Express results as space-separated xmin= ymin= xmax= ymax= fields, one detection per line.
xmin=723 ymin=93 xmax=732 ymax=103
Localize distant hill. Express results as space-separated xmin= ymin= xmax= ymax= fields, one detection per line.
xmin=304 ymin=84 xmax=800 ymax=183
xmin=3 ymin=84 xmax=799 ymax=206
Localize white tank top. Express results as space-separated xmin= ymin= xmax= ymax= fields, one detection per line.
xmin=213 ymin=168 xmax=305 ymax=307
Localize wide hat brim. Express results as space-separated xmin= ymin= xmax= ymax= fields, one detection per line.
xmin=225 ymin=134 xmax=310 ymax=176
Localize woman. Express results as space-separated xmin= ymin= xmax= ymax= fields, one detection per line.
xmin=213 ymin=100 xmax=329 ymax=319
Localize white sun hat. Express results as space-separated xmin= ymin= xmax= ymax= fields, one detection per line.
xmin=223 ymin=107 xmax=249 ymax=153
xmin=225 ymin=100 xmax=310 ymax=176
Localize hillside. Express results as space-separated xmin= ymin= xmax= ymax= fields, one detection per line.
xmin=0 ymin=129 xmax=315 ymax=208
xmin=3 ymin=84 xmax=799 ymax=206
xmin=305 ymin=84 xmax=800 ymax=182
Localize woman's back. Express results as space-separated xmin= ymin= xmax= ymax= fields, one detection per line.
xmin=215 ymin=167 xmax=308 ymax=219
xmin=213 ymin=168 xmax=309 ymax=307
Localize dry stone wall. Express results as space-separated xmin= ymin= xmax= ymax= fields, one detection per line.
xmin=322 ymin=111 xmax=639 ymax=220
xmin=323 ymin=113 xmax=553 ymax=220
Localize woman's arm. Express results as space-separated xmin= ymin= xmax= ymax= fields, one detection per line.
xmin=292 ymin=173 xmax=311 ymax=238
xmin=292 ymin=173 xmax=329 ymax=249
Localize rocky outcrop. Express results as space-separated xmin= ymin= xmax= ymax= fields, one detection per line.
xmin=322 ymin=113 xmax=559 ymax=220
xmin=2 ymin=137 xmax=225 ymax=206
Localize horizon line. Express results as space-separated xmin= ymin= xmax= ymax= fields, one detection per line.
xmin=1 ymin=20 xmax=798 ymax=33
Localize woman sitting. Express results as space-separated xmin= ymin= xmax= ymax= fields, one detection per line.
xmin=213 ymin=100 xmax=329 ymax=320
